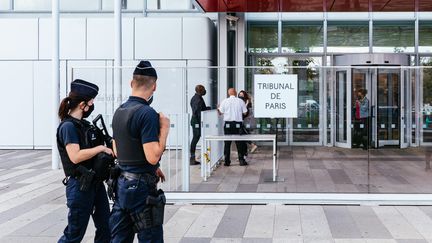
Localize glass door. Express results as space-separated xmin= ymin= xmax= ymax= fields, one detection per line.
xmin=376 ymin=69 xmax=401 ymax=147
xmin=351 ymin=68 xmax=404 ymax=148
xmin=352 ymin=68 xmax=372 ymax=148
xmin=335 ymin=69 xmax=351 ymax=148
xmin=400 ymin=69 xmax=410 ymax=148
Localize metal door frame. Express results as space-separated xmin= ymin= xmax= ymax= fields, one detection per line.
xmin=333 ymin=54 xmax=410 ymax=149
xmin=334 ymin=68 xmax=352 ymax=148
xmin=375 ymin=68 xmax=403 ymax=148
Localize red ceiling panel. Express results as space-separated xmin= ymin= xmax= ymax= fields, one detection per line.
xmin=281 ymin=0 xmax=324 ymax=11
xmin=195 ymin=0 xmax=426 ymax=12
xmin=246 ymin=0 xmax=280 ymax=12
xmin=326 ymin=0 xmax=369 ymax=12
xmin=195 ymin=0 xmax=220 ymax=12
xmin=419 ymin=0 xmax=432 ymax=11
xmin=372 ymin=0 xmax=415 ymax=12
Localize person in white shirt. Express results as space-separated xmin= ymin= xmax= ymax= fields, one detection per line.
xmin=218 ymin=88 xmax=248 ymax=166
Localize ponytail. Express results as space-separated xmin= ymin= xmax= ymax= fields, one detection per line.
xmin=58 ymin=92 xmax=89 ymax=121
xmin=58 ymin=97 xmax=71 ymax=120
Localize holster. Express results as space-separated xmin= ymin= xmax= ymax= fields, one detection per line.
xmin=106 ymin=164 xmax=121 ymax=201
xmin=76 ymin=166 xmax=95 ymax=192
xmin=130 ymin=189 xmax=166 ymax=232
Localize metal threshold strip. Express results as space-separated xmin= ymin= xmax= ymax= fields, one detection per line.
xmin=165 ymin=193 xmax=432 ymax=206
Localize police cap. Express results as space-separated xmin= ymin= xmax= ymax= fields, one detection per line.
xmin=70 ymin=79 xmax=99 ymax=99
xmin=133 ymin=60 xmax=157 ymax=79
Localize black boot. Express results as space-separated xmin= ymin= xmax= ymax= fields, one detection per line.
xmin=190 ymin=156 xmax=200 ymax=165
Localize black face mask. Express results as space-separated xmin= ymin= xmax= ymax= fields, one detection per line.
xmin=239 ymin=96 xmax=246 ymax=101
xmin=202 ymin=90 xmax=207 ymax=96
xmin=147 ymin=95 xmax=153 ymax=105
xmin=83 ymin=104 xmax=94 ymax=118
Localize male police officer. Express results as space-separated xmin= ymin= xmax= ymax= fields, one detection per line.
xmin=110 ymin=61 xmax=169 ymax=242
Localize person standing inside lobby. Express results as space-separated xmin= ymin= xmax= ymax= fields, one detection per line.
xmin=189 ymin=84 xmax=210 ymax=165
xmin=238 ymin=90 xmax=258 ymax=155
xmin=355 ymin=88 xmax=370 ymax=150
xmin=218 ymin=88 xmax=248 ymax=166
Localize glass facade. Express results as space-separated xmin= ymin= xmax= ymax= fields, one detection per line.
xmin=243 ymin=17 xmax=432 ymax=194
xmin=421 ymin=57 xmax=432 ymax=143
xmin=247 ymin=22 xmax=279 ymax=53
xmin=247 ymin=20 xmax=425 ymax=55
xmin=373 ymin=22 xmax=415 ymax=53
xmin=281 ymin=22 xmax=323 ymax=53
xmin=419 ymin=21 xmax=432 ymax=53
xmin=327 ymin=22 xmax=369 ymax=53
xmin=246 ymin=18 xmax=431 ymax=147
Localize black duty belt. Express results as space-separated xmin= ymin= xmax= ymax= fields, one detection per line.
xmin=121 ymin=171 xmax=158 ymax=184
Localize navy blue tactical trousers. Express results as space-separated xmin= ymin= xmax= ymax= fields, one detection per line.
xmin=109 ymin=175 xmax=163 ymax=243
xmin=58 ymin=178 xmax=110 ymax=243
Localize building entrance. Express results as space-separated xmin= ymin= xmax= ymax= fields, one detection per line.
xmin=334 ymin=54 xmax=410 ymax=149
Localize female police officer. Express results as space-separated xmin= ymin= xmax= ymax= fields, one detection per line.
xmin=57 ymin=79 xmax=113 ymax=243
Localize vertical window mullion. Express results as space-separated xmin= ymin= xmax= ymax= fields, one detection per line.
xmin=278 ymin=13 xmax=282 ymax=54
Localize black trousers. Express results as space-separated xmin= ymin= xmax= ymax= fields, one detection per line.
xmin=224 ymin=121 xmax=247 ymax=163
xmin=190 ymin=124 xmax=201 ymax=158
xmin=353 ymin=117 xmax=370 ymax=148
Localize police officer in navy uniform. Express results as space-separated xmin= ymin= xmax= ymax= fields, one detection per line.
xmin=110 ymin=61 xmax=169 ymax=242
xmin=57 ymin=79 xmax=113 ymax=243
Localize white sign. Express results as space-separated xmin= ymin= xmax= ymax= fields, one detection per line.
xmin=254 ymin=74 xmax=298 ymax=118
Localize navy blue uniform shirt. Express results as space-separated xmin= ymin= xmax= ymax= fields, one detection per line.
xmin=58 ymin=121 xmax=80 ymax=147
xmin=113 ymin=96 xmax=160 ymax=174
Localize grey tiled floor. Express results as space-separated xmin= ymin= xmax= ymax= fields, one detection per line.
xmin=1 ymin=150 xmax=432 ymax=242
xmin=191 ymin=146 xmax=432 ymax=193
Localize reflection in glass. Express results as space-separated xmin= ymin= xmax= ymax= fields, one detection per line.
xmin=102 ymin=0 xmax=145 ymax=11
xmin=0 ymin=0 xmax=10 ymax=10
xmin=419 ymin=22 xmax=432 ymax=53
xmin=291 ymin=58 xmax=321 ymax=143
xmin=336 ymin=71 xmax=347 ymax=143
xmin=247 ymin=22 xmax=278 ymax=53
xmin=247 ymin=57 xmax=321 ymax=144
xmin=422 ymin=57 xmax=432 ymax=143
xmin=282 ymin=22 xmax=323 ymax=53
xmin=327 ymin=22 xmax=369 ymax=53
xmin=249 ymin=59 xmax=287 ymax=143
xmin=60 ymin=0 xmax=99 ymax=11
xmin=373 ymin=22 xmax=415 ymax=53
xmin=377 ymin=70 xmax=400 ymax=144
xmin=14 ymin=0 xmax=51 ymax=10
xmin=146 ymin=0 xmax=191 ymax=10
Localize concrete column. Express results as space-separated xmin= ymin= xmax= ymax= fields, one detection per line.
xmin=236 ymin=13 xmax=246 ymax=92
xmin=218 ymin=13 xmax=228 ymax=103
xmin=51 ymin=0 xmax=60 ymax=169
xmin=114 ymin=0 xmax=123 ymax=108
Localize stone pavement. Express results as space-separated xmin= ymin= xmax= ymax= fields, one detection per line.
xmin=1 ymin=150 xmax=432 ymax=242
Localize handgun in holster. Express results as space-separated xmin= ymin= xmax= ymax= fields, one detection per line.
xmin=76 ymin=166 xmax=96 ymax=192
xmin=146 ymin=189 xmax=166 ymax=227
xmin=131 ymin=189 xmax=166 ymax=231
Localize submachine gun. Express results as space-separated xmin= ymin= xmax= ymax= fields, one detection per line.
xmin=92 ymin=115 xmax=120 ymax=200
